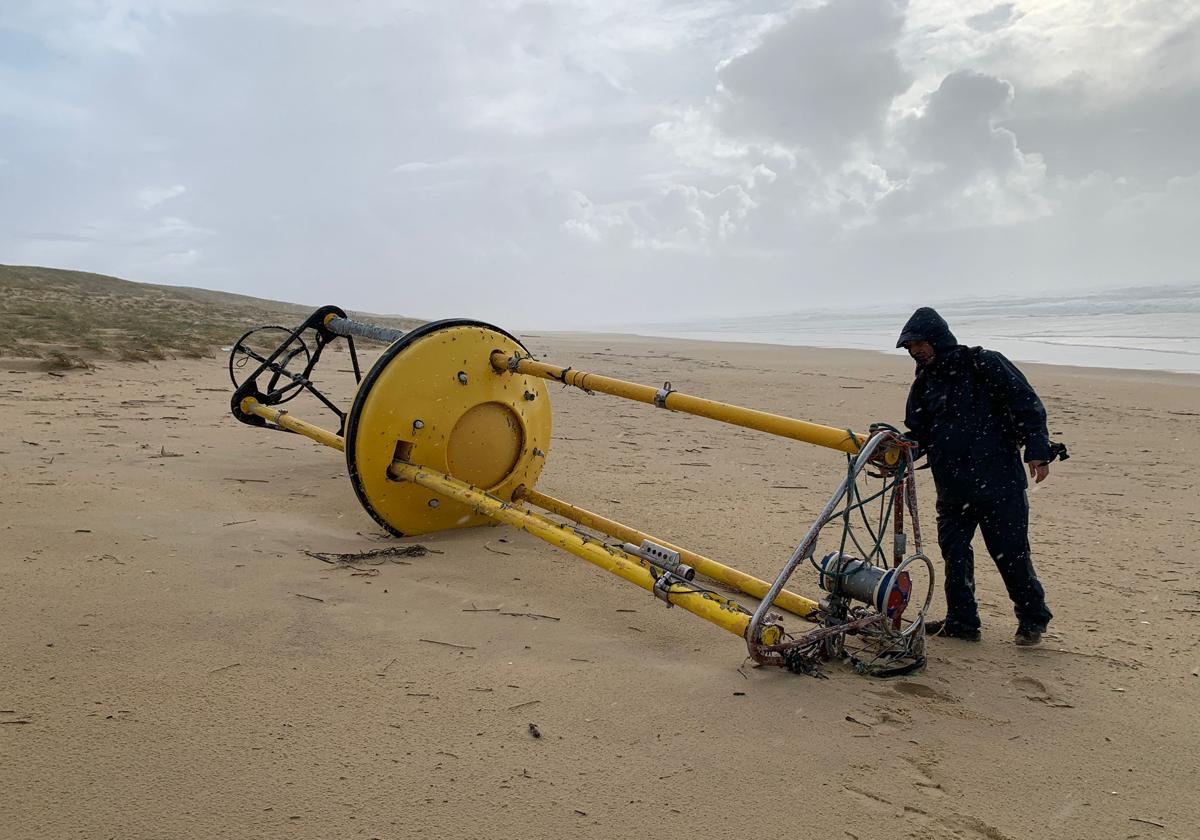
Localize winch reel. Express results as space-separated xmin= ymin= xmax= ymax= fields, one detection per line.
xmin=227 ymin=307 xmax=932 ymax=678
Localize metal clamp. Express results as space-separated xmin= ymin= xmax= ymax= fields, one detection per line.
xmin=652 ymin=573 xmax=674 ymax=605
xmin=653 ymin=381 xmax=675 ymax=408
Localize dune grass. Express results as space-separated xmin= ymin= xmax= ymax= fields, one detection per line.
xmin=0 ymin=264 xmax=422 ymax=362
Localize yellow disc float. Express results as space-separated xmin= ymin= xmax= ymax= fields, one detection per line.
xmin=344 ymin=320 xmax=552 ymax=536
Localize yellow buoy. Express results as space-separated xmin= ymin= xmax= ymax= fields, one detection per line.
xmin=229 ymin=308 xmax=930 ymax=676
xmin=344 ymin=320 xmax=552 ymax=536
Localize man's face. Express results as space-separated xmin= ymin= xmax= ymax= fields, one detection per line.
xmin=905 ymin=339 xmax=935 ymax=366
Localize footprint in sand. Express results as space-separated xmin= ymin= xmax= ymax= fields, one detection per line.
xmin=876 ymin=710 xmax=911 ymax=734
xmin=1011 ymin=675 xmax=1047 ymax=695
xmin=846 ymin=707 xmax=912 ymax=734
xmin=902 ymin=756 xmax=947 ymax=798
xmin=1011 ymin=675 xmax=1073 ymax=708
xmin=892 ymin=681 xmax=956 ymax=702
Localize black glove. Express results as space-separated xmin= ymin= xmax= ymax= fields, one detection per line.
xmin=898 ymin=432 xmax=925 ymax=462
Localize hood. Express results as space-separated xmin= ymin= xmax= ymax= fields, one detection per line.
xmin=896 ymin=307 xmax=958 ymax=353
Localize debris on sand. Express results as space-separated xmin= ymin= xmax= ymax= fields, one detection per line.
xmin=302 ymin=544 xmax=441 ymax=574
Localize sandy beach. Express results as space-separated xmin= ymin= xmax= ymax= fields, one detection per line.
xmin=3 ymin=332 xmax=1198 ymax=839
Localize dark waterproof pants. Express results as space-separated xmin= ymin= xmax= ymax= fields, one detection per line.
xmin=935 ymin=489 xmax=1052 ymax=632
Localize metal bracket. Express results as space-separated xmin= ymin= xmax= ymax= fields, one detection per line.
xmin=623 ymin=540 xmax=694 ymax=580
xmin=653 ymin=380 xmax=675 ymax=408
xmin=652 ymin=572 xmax=688 ymax=606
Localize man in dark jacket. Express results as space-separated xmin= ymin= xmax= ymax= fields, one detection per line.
xmin=898 ymin=307 xmax=1054 ymax=646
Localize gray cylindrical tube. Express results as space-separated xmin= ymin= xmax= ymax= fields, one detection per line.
xmin=325 ymin=316 xmax=405 ymax=344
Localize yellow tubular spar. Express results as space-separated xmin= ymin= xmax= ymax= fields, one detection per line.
xmin=490 ymin=352 xmax=866 ymax=454
xmin=387 ymin=461 xmax=783 ymax=645
xmin=515 ymin=486 xmax=819 ymax=620
xmin=240 ymin=397 xmax=346 ymax=452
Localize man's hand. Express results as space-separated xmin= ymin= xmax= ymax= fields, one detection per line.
xmin=1028 ymin=461 xmax=1050 ymax=484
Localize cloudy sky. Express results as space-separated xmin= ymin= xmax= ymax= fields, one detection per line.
xmin=1 ymin=1 xmax=1197 ymax=326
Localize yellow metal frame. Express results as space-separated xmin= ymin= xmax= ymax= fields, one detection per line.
xmin=493 ymin=352 xmax=873 ymax=454
xmin=236 ymin=328 xmax=917 ymax=649
xmin=239 ymin=391 xmax=784 ymax=644
xmin=240 ymin=398 xmax=345 ymax=451
xmin=491 ymin=350 xmax=903 ymax=469
xmin=390 ymin=462 xmax=783 ymax=644
xmin=515 ymin=486 xmax=820 ymax=620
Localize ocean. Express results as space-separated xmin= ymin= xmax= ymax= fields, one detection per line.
xmin=628 ymin=285 xmax=1200 ymax=375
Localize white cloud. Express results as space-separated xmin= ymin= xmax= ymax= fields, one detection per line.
xmin=878 ymin=70 xmax=1051 ymax=228
xmin=576 ymin=3 xmax=1054 ymax=246
xmin=966 ymin=3 xmax=1019 ymax=33
xmin=135 ymin=184 xmax=187 ymax=209
xmin=1104 ymin=170 xmax=1200 ymax=226
xmin=0 ymin=0 xmax=1197 ymax=324
xmin=715 ymin=0 xmax=911 ymax=160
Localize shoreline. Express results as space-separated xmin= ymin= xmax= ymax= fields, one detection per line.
xmin=4 ymin=324 xmax=1198 ymax=383
xmin=531 ymin=329 xmax=1200 ymax=385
